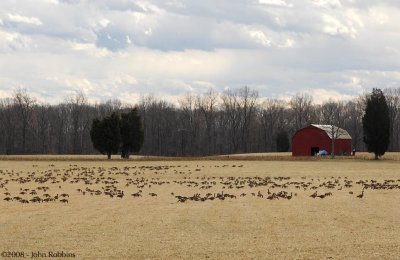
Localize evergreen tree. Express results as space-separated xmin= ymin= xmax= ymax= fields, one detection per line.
xmin=90 ymin=112 xmax=121 ymax=159
xmin=362 ymin=88 xmax=390 ymax=160
xmin=276 ymin=129 xmax=290 ymax=152
xmin=120 ymin=108 xmax=144 ymax=158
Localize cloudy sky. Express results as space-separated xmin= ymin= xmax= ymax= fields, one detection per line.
xmin=1 ymin=0 xmax=400 ymax=104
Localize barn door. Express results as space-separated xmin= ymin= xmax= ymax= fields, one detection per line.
xmin=311 ymin=147 xmax=319 ymax=156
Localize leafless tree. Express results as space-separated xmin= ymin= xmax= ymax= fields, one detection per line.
xmin=65 ymin=92 xmax=89 ymax=154
xmin=13 ymin=89 xmax=36 ymax=153
xmin=289 ymin=93 xmax=314 ymax=130
xmin=178 ymin=92 xmax=200 ymax=155
xmin=343 ymin=98 xmax=365 ymax=151
xmin=238 ymin=86 xmax=258 ymax=152
xmin=261 ymin=99 xmax=286 ymax=151
xmin=384 ymin=88 xmax=400 ymax=151
xmin=34 ymin=105 xmax=51 ymax=153
xmin=221 ymin=88 xmax=241 ymax=153
xmin=196 ymin=89 xmax=218 ymax=155
xmin=319 ymin=100 xmax=346 ymax=158
xmin=0 ymin=98 xmax=16 ymax=154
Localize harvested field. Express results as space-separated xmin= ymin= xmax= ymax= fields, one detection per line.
xmin=0 ymin=156 xmax=399 ymax=259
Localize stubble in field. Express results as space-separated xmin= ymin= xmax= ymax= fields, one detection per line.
xmin=0 ymin=159 xmax=399 ymax=259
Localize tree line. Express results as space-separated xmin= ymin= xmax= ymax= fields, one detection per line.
xmin=0 ymin=87 xmax=399 ymax=156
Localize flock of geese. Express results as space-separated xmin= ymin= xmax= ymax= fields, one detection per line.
xmin=1 ymin=164 xmax=399 ymax=204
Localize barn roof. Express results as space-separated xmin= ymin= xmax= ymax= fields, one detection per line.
xmin=311 ymin=124 xmax=352 ymax=140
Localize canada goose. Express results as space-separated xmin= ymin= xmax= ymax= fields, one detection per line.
xmin=357 ymin=190 xmax=364 ymax=199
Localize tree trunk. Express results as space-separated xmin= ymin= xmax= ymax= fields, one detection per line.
xmin=107 ymin=152 xmax=111 ymax=159
xmin=331 ymin=138 xmax=335 ymax=159
xmin=374 ymin=153 xmax=379 ymax=160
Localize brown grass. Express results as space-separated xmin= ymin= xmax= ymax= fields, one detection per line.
xmin=1 ymin=151 xmax=399 ymax=161
xmin=0 ymin=157 xmax=399 ymax=259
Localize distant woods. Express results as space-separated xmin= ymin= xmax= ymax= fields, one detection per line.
xmin=0 ymin=87 xmax=399 ymax=156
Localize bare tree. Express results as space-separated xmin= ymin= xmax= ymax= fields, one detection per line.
xmin=65 ymin=92 xmax=89 ymax=154
xmin=138 ymin=96 xmax=179 ymax=156
xmin=238 ymin=86 xmax=258 ymax=152
xmin=319 ymin=100 xmax=346 ymax=158
xmin=384 ymin=88 xmax=400 ymax=151
xmin=290 ymin=93 xmax=314 ymax=130
xmin=261 ymin=99 xmax=286 ymax=151
xmin=35 ymin=105 xmax=51 ymax=153
xmin=178 ymin=92 xmax=199 ymax=155
xmin=221 ymin=88 xmax=241 ymax=153
xmin=13 ymin=89 xmax=36 ymax=153
xmin=343 ymin=98 xmax=365 ymax=152
xmin=53 ymin=104 xmax=69 ymax=154
xmin=0 ymin=98 xmax=16 ymax=154
xmin=196 ymin=89 xmax=218 ymax=155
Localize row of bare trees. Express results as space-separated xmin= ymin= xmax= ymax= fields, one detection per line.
xmin=1 ymin=87 xmax=400 ymax=155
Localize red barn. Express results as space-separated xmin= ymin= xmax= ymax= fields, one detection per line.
xmin=292 ymin=124 xmax=352 ymax=156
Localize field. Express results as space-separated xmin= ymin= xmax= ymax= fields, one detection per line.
xmin=1 ymin=154 xmax=400 ymax=259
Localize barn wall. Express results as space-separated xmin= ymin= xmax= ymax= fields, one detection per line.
xmin=292 ymin=126 xmax=352 ymax=156
xmin=334 ymin=139 xmax=352 ymax=155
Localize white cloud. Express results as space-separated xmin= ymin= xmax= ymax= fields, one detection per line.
xmin=278 ymin=38 xmax=295 ymax=48
xmin=0 ymin=0 xmax=400 ymax=104
xmin=368 ymin=9 xmax=389 ymax=25
xmin=313 ymin=0 xmax=342 ymax=9
xmin=126 ymin=35 xmax=132 ymax=44
xmin=0 ymin=29 xmax=32 ymax=51
xmin=322 ymin=14 xmax=354 ymax=37
xmin=70 ymin=42 xmax=111 ymax=58
xmin=135 ymin=1 xmax=165 ymax=14
xmin=0 ymin=89 xmax=12 ymax=99
xmin=99 ymin=19 xmax=110 ymax=28
xmin=259 ymin=0 xmax=293 ymax=8
xmin=346 ymin=9 xmax=364 ymax=28
xmin=311 ymin=88 xmax=354 ymax=104
xmin=8 ymin=14 xmax=43 ymax=26
xmin=113 ymin=74 xmax=138 ymax=86
xmin=42 ymin=0 xmax=59 ymax=4
xmin=117 ymin=92 xmax=141 ymax=105
xmin=48 ymin=75 xmax=97 ymax=94
xmin=247 ymin=28 xmax=271 ymax=47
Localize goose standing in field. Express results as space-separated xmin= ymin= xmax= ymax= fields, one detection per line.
xmin=310 ymin=191 xmax=318 ymax=198
xmin=357 ymin=190 xmax=364 ymax=199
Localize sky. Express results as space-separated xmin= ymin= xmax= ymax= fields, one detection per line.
xmin=0 ymin=0 xmax=400 ymax=105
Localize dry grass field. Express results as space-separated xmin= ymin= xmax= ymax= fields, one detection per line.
xmin=1 ymin=154 xmax=400 ymax=259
